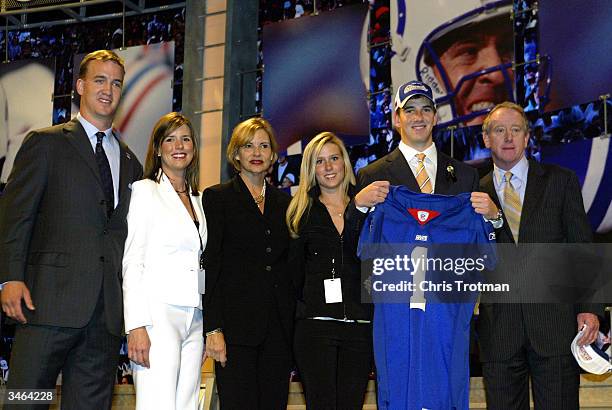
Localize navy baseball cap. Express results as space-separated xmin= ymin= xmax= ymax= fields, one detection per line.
xmin=394 ymin=80 xmax=436 ymax=110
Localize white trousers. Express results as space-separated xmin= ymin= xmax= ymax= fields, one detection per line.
xmin=133 ymin=303 xmax=204 ymax=410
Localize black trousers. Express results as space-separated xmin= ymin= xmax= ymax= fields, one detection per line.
xmin=482 ymin=341 xmax=579 ymax=410
xmin=294 ymin=319 xmax=373 ymax=410
xmin=215 ymin=311 xmax=292 ymax=410
xmin=5 ymin=294 xmax=121 ymax=410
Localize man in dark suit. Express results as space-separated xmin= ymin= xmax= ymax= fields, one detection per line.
xmin=270 ymin=151 xmax=300 ymax=188
xmin=352 ymin=80 xmax=500 ymax=219
xmin=477 ymin=101 xmax=601 ymax=410
xmin=0 ymin=50 xmax=142 ymax=409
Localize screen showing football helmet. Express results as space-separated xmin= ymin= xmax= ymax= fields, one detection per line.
xmin=391 ymin=0 xmax=515 ymax=127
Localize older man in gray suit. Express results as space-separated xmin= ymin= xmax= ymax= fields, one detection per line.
xmin=0 ymin=50 xmax=142 ymax=409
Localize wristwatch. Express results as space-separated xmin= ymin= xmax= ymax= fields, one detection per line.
xmin=205 ymin=328 xmax=223 ymax=337
xmin=488 ymin=209 xmax=503 ymax=222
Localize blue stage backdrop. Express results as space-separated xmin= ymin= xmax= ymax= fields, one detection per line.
xmin=262 ymin=3 xmax=370 ymax=151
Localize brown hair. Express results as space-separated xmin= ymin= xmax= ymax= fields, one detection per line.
xmin=144 ymin=112 xmax=200 ymax=195
xmin=78 ymin=49 xmax=125 ymax=79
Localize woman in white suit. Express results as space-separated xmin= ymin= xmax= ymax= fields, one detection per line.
xmin=122 ymin=112 xmax=207 ymax=410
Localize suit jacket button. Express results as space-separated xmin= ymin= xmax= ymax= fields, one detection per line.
xmin=99 ymin=256 xmax=105 ymax=262
xmin=266 ymin=247 xmax=272 ymax=253
xmin=265 ymin=265 xmax=271 ymax=271
xmin=265 ymin=229 xmax=271 ymax=235
xmin=103 ymin=229 xmax=108 ymax=235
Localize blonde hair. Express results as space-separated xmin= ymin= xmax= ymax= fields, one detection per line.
xmin=286 ymin=132 xmax=355 ymax=237
xmin=78 ymin=49 xmax=125 ymax=78
xmin=226 ymin=117 xmax=279 ymax=171
xmin=144 ymin=112 xmax=200 ymax=195
xmin=482 ymin=101 xmax=529 ymax=134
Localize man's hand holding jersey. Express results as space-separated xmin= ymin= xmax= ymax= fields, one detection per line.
xmin=470 ymin=192 xmax=500 ymax=220
xmin=355 ymin=181 xmax=390 ymax=209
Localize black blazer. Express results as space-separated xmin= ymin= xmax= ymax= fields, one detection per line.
xmin=202 ymin=175 xmax=295 ymax=346
xmin=477 ymin=160 xmax=602 ymax=361
xmin=0 ymin=118 xmax=142 ymax=336
xmin=289 ymin=185 xmax=372 ymax=321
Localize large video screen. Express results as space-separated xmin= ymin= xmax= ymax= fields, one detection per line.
xmin=539 ymin=0 xmax=612 ymax=112
xmin=262 ymin=3 xmax=370 ymax=150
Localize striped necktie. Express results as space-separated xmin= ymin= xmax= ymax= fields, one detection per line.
xmin=415 ymin=153 xmax=433 ymax=194
xmin=503 ymin=171 xmax=522 ymax=243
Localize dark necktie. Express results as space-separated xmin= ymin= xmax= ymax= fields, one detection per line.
xmin=95 ymin=131 xmax=114 ymax=218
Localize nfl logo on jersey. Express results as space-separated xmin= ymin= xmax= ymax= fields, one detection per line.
xmin=408 ymin=208 xmax=441 ymax=225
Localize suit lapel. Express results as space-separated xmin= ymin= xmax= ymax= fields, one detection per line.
xmin=519 ymin=160 xmax=546 ymax=240
xmin=191 ymin=193 xmax=206 ymax=238
xmin=386 ymin=148 xmax=419 ymax=192
xmin=158 ymin=174 xmax=201 ymax=242
xmin=232 ymin=175 xmax=264 ymax=218
xmin=117 ymin=138 xmax=133 ymax=206
xmin=263 ymin=182 xmax=279 ymax=221
xmin=63 ymin=118 xmax=102 ymax=185
xmin=435 ymin=152 xmax=451 ymax=194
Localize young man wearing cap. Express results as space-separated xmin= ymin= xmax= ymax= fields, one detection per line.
xmin=350 ymin=80 xmax=501 ymax=409
xmin=353 ymin=80 xmax=499 ymax=219
xmin=477 ymin=101 xmax=602 ymax=410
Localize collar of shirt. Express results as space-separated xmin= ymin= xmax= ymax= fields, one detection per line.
xmin=277 ymin=161 xmax=288 ymax=179
xmin=77 ymin=112 xmax=115 ymax=152
xmin=398 ymin=141 xmax=438 ymax=192
xmin=493 ymin=155 xmax=529 ymax=204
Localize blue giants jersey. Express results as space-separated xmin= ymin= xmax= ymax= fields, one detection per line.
xmin=358 ymin=186 xmax=496 ymax=410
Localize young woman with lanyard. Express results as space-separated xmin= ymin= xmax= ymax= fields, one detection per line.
xmin=287 ymin=132 xmax=373 ymax=409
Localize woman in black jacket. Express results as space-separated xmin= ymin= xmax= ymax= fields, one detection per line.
xmin=287 ymin=132 xmax=373 ymax=410
xmin=203 ymin=117 xmax=294 ymax=409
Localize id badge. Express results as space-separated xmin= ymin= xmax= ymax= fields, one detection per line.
xmin=198 ymin=251 xmax=205 ymax=294
xmin=324 ymin=278 xmax=343 ymax=304
xmin=198 ymin=268 xmax=205 ymax=294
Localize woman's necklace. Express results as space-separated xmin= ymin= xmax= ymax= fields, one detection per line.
xmin=167 ymin=173 xmax=188 ymax=195
xmin=240 ymin=173 xmax=266 ymax=205
xmin=253 ymin=182 xmax=266 ymax=205
xmin=320 ymin=198 xmax=346 ymax=218
xmin=326 ymin=207 xmax=343 ymax=218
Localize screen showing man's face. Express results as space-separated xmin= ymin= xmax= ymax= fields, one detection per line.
xmin=431 ymin=17 xmax=514 ymax=126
